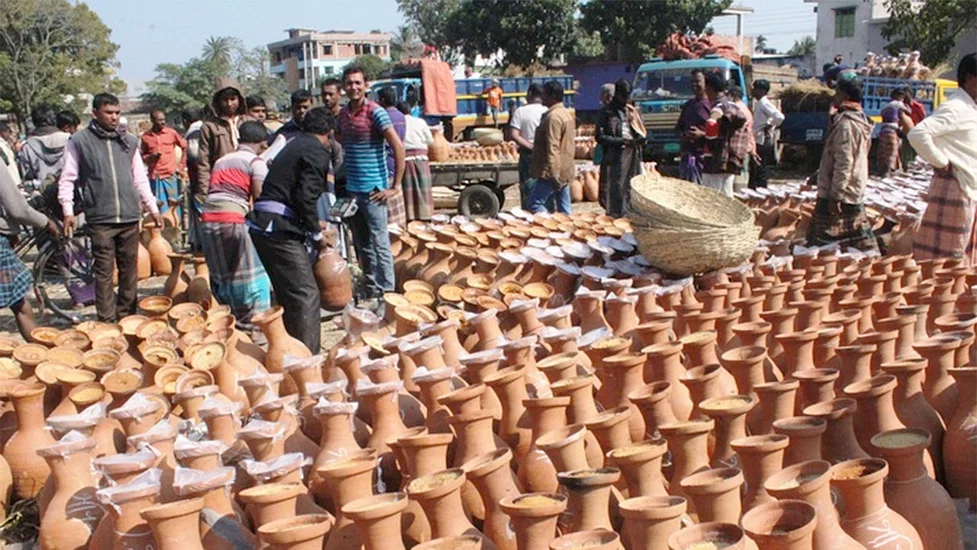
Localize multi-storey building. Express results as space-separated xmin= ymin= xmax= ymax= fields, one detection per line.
xmin=268 ymin=28 xmax=392 ymax=92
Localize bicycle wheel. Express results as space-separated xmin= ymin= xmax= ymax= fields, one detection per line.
xmin=32 ymin=239 xmax=91 ymax=324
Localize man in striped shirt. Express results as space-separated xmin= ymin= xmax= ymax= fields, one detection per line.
xmin=336 ymin=65 xmax=405 ymax=309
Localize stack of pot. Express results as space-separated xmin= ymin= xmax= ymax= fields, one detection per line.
xmin=0 ymin=205 xmax=972 ymax=550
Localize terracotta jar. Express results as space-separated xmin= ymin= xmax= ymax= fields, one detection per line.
xmin=667 ymin=522 xmax=747 ymax=550
xmin=814 ymin=326 xmax=843 ymax=371
xmin=572 ymin=289 xmax=611 ymax=334
xmin=583 ymin=406 xmax=633 ymax=461
xmin=802 ymin=398 xmax=868 ymax=464
xmin=843 ymin=375 xmax=915 ymax=462
xmin=36 ymin=433 xmax=104 ymax=550
xmin=776 ymin=330 xmax=818 ymax=379
xmin=146 ymin=223 xmax=174 ymax=275
xmin=765 ymin=460 xmax=862 ymax=550
xmin=141 ymin=497 xmax=205 ymax=550
xmin=792 ymin=368 xmax=838 ymax=412
xmin=517 ymin=396 xmax=570 ymax=494
xmin=944 ymin=367 xmax=977 ymax=509
xmin=605 ymin=438 xmax=668 ymax=498
xmin=881 ymin=358 xmax=945 ymax=478
xmin=536 ymin=424 xmax=596 ymax=475
xmin=421 ymin=318 xmax=465 ymax=369
xmin=822 ymin=309 xmax=862 ymax=346
xmin=641 ymin=341 xmax=692 ymax=421
xmin=730 ymin=434 xmax=788 ymax=512
xmin=835 ymin=344 xmax=875 ymax=390
xmin=914 ymin=333 xmax=962 ymax=424
xmin=484 ymin=367 xmax=532 ymax=461
xmin=772 ymin=416 xmax=826 ymax=466
xmin=658 ymin=420 xmax=713 ymax=512
xmin=606 ymin=294 xmax=639 ymax=336
xmin=317 ymin=452 xmax=377 ymax=550
xmin=555 ymin=467 xmax=619 ymax=533
xmin=459 ymin=349 xmax=505 ymax=419
xmin=406 ymin=469 xmax=498 ymax=550
xmin=630 ymin=382 xmax=678 ymax=440
xmin=877 ymin=314 xmax=921 ymax=360
xmin=700 ymin=395 xmax=755 ymax=469
xmin=414 ymin=534 xmax=483 ymax=550
xmin=679 ymin=365 xmax=726 ymax=422
xmin=171 ymin=466 xmax=255 ymax=550
xmin=791 ymin=301 xmax=824 ymax=332
xmin=448 ymin=407 xmax=506 ymax=482
xmin=342 ymin=493 xmax=409 ymax=550
xmin=741 ymin=499 xmax=817 ymax=550
xmin=498 ymin=493 xmax=567 ymax=550
xmin=830 ymin=458 xmax=923 ymax=550
xmin=872 ymin=428 xmax=963 ymax=550
xmin=679 ymin=467 xmax=744 ymax=524
xmin=258 ymin=514 xmax=335 ymax=550
xmin=6 ymin=383 xmax=55 ymax=499
xmin=357 ymin=380 xmax=409 ymax=490
xmin=414 ymin=367 xmax=455 ymax=435
xmin=463 ymin=449 xmax=521 ymax=550
xmin=239 ymin=482 xmax=305 ymax=532
xmin=253 ymin=307 xmax=311 ymax=396
xmin=90 ymin=470 xmax=161 ymax=550
xmin=309 ymin=400 xmax=362 ymax=502
xmin=753 ymin=380 xmax=799 ymax=434
xmin=598 ymin=353 xmax=648 ymax=441
xmin=631 ymin=320 xmax=672 ymax=351
xmin=619 ymin=496 xmax=686 ymax=550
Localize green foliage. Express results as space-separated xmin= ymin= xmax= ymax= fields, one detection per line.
xmin=390 ymin=24 xmax=424 ymax=61
xmin=343 ymin=55 xmax=393 ymax=81
xmin=0 ymin=0 xmax=126 ymax=122
xmin=571 ymin=28 xmax=607 ymax=61
xmin=787 ymin=36 xmax=816 ymax=57
xmin=142 ymin=38 xmax=287 ymax=117
xmin=443 ymin=0 xmax=578 ymax=68
xmin=397 ymin=0 xmax=460 ymax=58
xmin=579 ymin=0 xmax=732 ymax=63
xmin=882 ymin=0 xmax=977 ymax=66
xmin=755 ymin=35 xmax=768 ymax=54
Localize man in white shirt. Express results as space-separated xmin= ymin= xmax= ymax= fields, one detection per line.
xmin=749 ymin=79 xmax=784 ymax=189
xmin=508 ymin=83 xmax=548 ymax=209
xmin=908 ymin=53 xmax=977 ymax=265
xmin=399 ymin=102 xmax=435 ymax=221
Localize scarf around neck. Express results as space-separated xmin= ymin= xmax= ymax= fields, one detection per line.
xmin=88 ymin=120 xmax=130 ymax=152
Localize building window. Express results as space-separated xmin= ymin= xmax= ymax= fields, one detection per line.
xmin=354 ymin=44 xmax=362 ymax=55
xmin=835 ymin=7 xmax=856 ymax=38
xmin=323 ymin=44 xmax=333 ymax=56
xmin=325 ymin=66 xmax=334 ymax=75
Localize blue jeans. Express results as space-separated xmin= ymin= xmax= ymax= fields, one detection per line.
xmin=151 ymin=176 xmax=179 ymax=214
xmin=348 ymin=192 xmax=395 ymax=297
xmin=527 ymin=178 xmax=571 ymax=214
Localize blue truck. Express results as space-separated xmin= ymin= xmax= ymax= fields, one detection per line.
xmin=629 ymin=56 xmax=749 ymax=161
xmin=779 ymin=76 xmax=959 ymax=146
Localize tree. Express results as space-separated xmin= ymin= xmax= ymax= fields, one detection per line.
xmin=234 ymin=46 xmax=288 ymax=111
xmin=390 ymin=24 xmax=424 ymax=61
xmin=883 ymin=0 xmax=977 ymax=66
xmin=0 ymin=0 xmax=125 ymax=123
xmin=571 ymin=28 xmax=606 ymax=61
xmin=397 ymin=0 xmax=461 ymax=58
xmin=444 ymin=0 xmax=578 ymax=68
xmin=344 ymin=55 xmax=392 ymax=81
xmin=787 ymin=36 xmax=816 ymax=56
xmin=754 ymin=35 xmax=768 ymax=54
xmin=580 ymin=0 xmax=732 ymax=63
xmin=202 ymin=36 xmax=235 ymax=72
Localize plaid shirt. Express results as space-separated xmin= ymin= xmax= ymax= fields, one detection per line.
xmin=705 ymin=96 xmax=751 ymax=174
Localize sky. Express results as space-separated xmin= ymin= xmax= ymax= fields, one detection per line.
xmin=83 ymin=0 xmax=817 ymax=97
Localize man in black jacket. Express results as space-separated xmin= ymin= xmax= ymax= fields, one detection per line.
xmin=248 ymin=107 xmax=337 ymax=353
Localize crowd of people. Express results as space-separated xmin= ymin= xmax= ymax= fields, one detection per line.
xmin=0 ymin=51 xmax=972 ymax=354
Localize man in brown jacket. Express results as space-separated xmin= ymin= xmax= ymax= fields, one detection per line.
xmin=528 ymin=80 xmax=575 ymax=214
xmin=807 ymin=76 xmax=878 ymax=251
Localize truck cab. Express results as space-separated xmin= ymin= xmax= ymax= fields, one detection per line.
xmin=631 ymin=56 xmax=748 ymax=160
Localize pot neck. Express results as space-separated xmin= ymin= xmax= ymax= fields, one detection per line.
xmin=330 ymin=468 xmax=375 ymax=514
xmin=529 ymin=406 xmax=567 ymax=439
xmin=837 ymin=476 xmax=886 ymax=520
xmin=884 ymin=449 xmax=928 ymax=482
xmin=564 ymin=484 xmax=614 ymax=531
xmin=48 ymin=449 xmax=95 ymax=490
xmin=13 ymin=390 xmax=46 ymax=431
xmin=319 ymin=412 xmax=359 ymax=449
xmin=148 ymin=508 xmax=202 ymax=550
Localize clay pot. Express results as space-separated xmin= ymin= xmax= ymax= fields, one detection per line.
xmin=343 ymin=493 xmax=409 ymax=550
xmin=730 ymin=434 xmax=788 ymax=512
xmin=598 ymin=353 xmax=647 ymax=441
xmin=667 ymin=522 xmax=747 ymax=550
xmin=830 ymin=458 xmax=923 ymax=550
xmin=679 ymin=467 xmax=744 ymax=524
xmin=406 ymin=469 xmax=498 ymax=550
xmin=881 ymin=358 xmax=945 ymax=477
xmin=90 ymin=471 xmax=160 ymax=550
xmin=658 ymin=420 xmax=713 ymax=513
xmin=463 ymin=449 xmax=521 ymax=550
xmin=872 ymin=428 xmax=963 ymax=550
xmin=162 ymin=254 xmax=191 ymax=303
xmin=6 ymin=383 xmax=55 ymax=499
xmin=792 ymin=368 xmax=838 ymax=412
xmin=142 ymin=497 xmax=205 ymax=549
xmin=483 ymin=367 xmax=532 ymax=460
xmin=914 ymin=333 xmax=962 ymax=425
xmin=429 ymin=128 xmax=449 ymax=162
xmin=415 ymin=535 xmax=483 ymax=550
xmin=605 ymin=438 xmax=668 ymax=498
xmin=700 ymin=395 xmax=755 ymax=469
xmin=640 ymin=342 xmax=692 ymax=422
xmin=146 ymin=223 xmax=173 ymax=275
xmin=629 ymin=382 xmax=678 ymax=441
xmin=316 ymin=245 xmax=353 ymax=310
xmin=944 ymin=367 xmax=977 ymax=509
xmin=765 ymin=460 xmax=862 ymax=550
xmin=740 ymin=499 xmax=817 ymax=550
xmin=554 ymin=467 xmax=619 ymax=533
xmin=619 ymin=495 xmax=686 ymax=550
xmin=258 ymin=514 xmax=335 ymax=550
xmin=517 ymin=396 xmax=570 ymax=493
xmin=253 ymin=307 xmax=311 ymax=395
xmin=835 ymin=344 xmax=875 ymax=390
xmin=772 ymin=416 xmax=826 ymax=466
xmin=498 ymin=493 xmax=567 ymax=550
xmin=137 ymin=241 xmax=152 ymax=280
xmin=753 ymin=379 xmax=798 ymax=435
xmin=802 ymin=398 xmax=868 ymax=464
xmin=316 ymin=452 xmax=377 ymax=550
xmin=36 ymin=434 xmax=104 ymax=549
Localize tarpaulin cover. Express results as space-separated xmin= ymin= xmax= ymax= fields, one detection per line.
xmin=421 ymin=59 xmax=457 ymax=117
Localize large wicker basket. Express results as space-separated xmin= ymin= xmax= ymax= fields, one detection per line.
xmin=633 ymin=219 xmax=760 ymax=276
xmin=630 ymin=173 xmax=755 ymax=228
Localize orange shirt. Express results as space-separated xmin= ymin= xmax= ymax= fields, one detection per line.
xmin=140 ymin=127 xmax=187 ymax=179
xmin=486 ymin=86 xmax=503 ymax=109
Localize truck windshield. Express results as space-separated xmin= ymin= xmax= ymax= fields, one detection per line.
xmin=370 ymin=82 xmax=405 ymax=103
xmin=632 ymin=68 xmax=728 ymax=101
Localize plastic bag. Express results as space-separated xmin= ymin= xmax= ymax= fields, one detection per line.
xmin=108 ymin=392 xmax=160 ymax=420
xmin=96 ymin=468 xmax=161 ymax=511
xmin=173 ymin=466 xmax=235 ymax=496
xmin=174 ymin=435 xmax=228 ymax=460
xmin=46 ymin=402 xmax=106 ymax=433
xmin=241 ymin=452 xmax=310 ymax=482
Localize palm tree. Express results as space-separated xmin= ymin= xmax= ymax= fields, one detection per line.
xmin=788 ymin=36 xmax=816 ymax=57
xmin=390 ymin=24 xmax=423 ymax=61
xmin=202 ymin=36 xmax=234 ymax=68
xmin=754 ymin=35 xmax=768 ymax=54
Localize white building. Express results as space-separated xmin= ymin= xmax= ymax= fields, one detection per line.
xmin=267 ymin=28 xmax=392 ymax=92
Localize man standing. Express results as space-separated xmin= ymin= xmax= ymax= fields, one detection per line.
xmin=675 ymin=70 xmax=711 ymax=184
xmin=19 ymin=105 xmax=70 ymax=191
xmin=376 ymin=86 xmax=407 ymax=226
xmin=182 ymin=108 xmax=204 ymax=250
xmin=689 ymin=72 xmax=750 ymax=197
xmin=317 ymin=77 xmax=346 ymax=237
xmin=140 ymin=110 xmax=187 ymax=213
xmin=197 ymin=79 xmax=252 ymax=213
xmin=57 ymin=111 xmax=80 ymax=135
xmin=247 ymin=96 xmax=268 ymax=122
xmin=321 ymin=78 xmax=343 ymax=117
xmin=58 ymin=94 xmax=162 ymax=322
xmin=249 ymin=108 xmax=336 ymax=352
xmin=509 ymin=83 xmax=547 ymax=209
xmin=908 ymin=53 xmax=977 ymax=265
xmin=484 ymin=79 xmax=504 ymax=127
xmin=750 ymin=79 xmax=784 ymax=189
xmin=527 ymin=80 xmax=575 ymax=214
xmin=264 ymin=90 xmax=314 ymax=161
xmin=336 ymin=65 xmax=404 ymax=308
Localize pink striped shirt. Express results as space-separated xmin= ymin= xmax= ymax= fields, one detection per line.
xmin=201 ymin=147 xmax=267 ymax=224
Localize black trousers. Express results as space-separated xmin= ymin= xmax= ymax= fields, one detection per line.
xmin=90 ymin=222 xmax=140 ymax=322
xmin=251 ymin=232 xmax=321 ymax=353
xmin=750 ymin=140 xmax=777 ymax=189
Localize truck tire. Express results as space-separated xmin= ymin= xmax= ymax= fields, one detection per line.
xmin=458 ymin=184 xmax=500 ymax=218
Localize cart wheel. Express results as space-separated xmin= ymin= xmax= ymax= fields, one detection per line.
xmin=458 ymin=184 xmax=500 ymax=218
xmin=494 ymin=186 xmax=506 ymax=210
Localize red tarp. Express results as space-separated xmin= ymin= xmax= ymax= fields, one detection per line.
xmin=421 ymin=59 xmax=457 ymax=117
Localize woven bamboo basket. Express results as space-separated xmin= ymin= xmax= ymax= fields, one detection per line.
xmin=633 ymin=219 xmax=760 ymax=276
xmin=630 ymin=173 xmax=755 ymax=229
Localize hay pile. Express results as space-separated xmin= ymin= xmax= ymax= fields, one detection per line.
xmin=779 ymin=79 xmax=835 ymax=112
